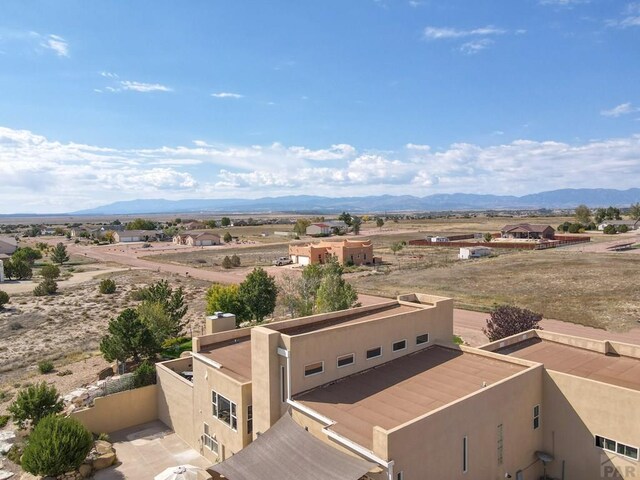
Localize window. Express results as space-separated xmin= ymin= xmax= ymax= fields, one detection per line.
xmin=396 ymin=473 xmax=403 ymax=480
xmin=463 ymin=436 xmax=468 ymax=473
xmin=533 ymin=404 xmax=540 ymax=430
xmin=392 ymin=340 xmax=407 ymax=352
xmin=211 ymin=391 xmax=237 ymax=431
xmin=497 ymin=424 xmax=503 ymax=465
xmin=304 ymin=361 xmax=324 ymax=377
xmin=596 ymin=435 xmax=639 ymax=460
xmin=247 ymin=405 xmax=253 ymax=435
xmin=337 ymin=353 xmax=355 ymax=368
xmin=366 ymin=346 xmax=382 ymax=360
xmin=416 ymin=333 xmax=429 ymax=345
xmin=280 ymin=366 xmax=286 ymax=402
xmin=203 ymin=423 xmax=218 ymax=455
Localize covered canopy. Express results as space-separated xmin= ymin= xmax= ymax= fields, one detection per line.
xmin=207 ymin=414 xmax=375 ymax=480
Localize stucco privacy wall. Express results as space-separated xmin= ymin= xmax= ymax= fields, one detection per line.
xmin=383 ymin=365 xmax=544 ymax=480
xmin=542 ymin=370 xmax=640 ymax=480
xmin=157 ymin=360 xmax=195 ymax=449
xmin=72 ymin=384 xmax=158 ymax=434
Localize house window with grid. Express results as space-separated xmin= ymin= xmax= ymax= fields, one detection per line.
xmin=533 ymin=405 xmax=540 ymax=430
xmin=497 ymin=424 xmax=503 ymax=465
xmin=212 ymin=390 xmax=238 ymax=431
xmin=247 ymin=405 xmax=253 ymax=435
xmin=203 ymin=423 xmax=218 ymax=455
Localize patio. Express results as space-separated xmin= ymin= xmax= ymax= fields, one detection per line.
xmin=94 ymin=421 xmax=211 ymax=480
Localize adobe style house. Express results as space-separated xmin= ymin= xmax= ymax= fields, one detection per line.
xmin=0 ymin=236 xmax=17 ymax=256
xmin=173 ymin=232 xmax=221 ymax=246
xmin=501 ymin=223 xmax=555 ymax=240
xmin=114 ymin=230 xmax=160 ymax=243
xmin=289 ymin=239 xmax=375 ymax=266
xmin=152 ymin=294 xmax=640 ymax=480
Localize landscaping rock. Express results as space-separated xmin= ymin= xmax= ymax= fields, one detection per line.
xmin=19 ymin=474 xmax=39 ymax=480
xmin=78 ymin=464 xmax=92 ymax=479
xmin=94 ymin=440 xmax=112 ymax=455
xmin=97 ymin=366 xmax=114 ymax=380
xmin=92 ymin=452 xmax=116 ymax=470
xmin=0 ymin=430 xmax=16 ymax=455
xmin=0 ymin=470 xmax=14 ymax=480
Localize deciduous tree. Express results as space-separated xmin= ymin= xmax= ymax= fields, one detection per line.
xmin=482 ymin=305 xmax=543 ymax=342
xmin=238 ymin=267 xmax=278 ymax=322
xmin=574 ymin=204 xmax=591 ymax=224
xmin=205 ymin=284 xmax=249 ymax=324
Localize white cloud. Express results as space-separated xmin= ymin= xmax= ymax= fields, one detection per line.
xmin=1 ymin=126 xmax=640 ymax=213
xmin=606 ymin=3 xmax=640 ymax=28
xmin=120 ymin=81 xmax=172 ymax=93
xmin=460 ymin=38 xmax=494 ymax=54
xmin=40 ymin=34 xmax=69 ymax=57
xmin=539 ymin=0 xmax=589 ymax=5
xmin=601 ymin=102 xmax=637 ymax=117
xmin=100 ymin=71 xmax=119 ymax=79
xmin=211 ymin=92 xmax=244 ymax=99
xmin=423 ymin=26 xmax=506 ymax=40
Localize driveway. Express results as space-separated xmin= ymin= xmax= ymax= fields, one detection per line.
xmin=94 ymin=421 xmax=211 ymax=480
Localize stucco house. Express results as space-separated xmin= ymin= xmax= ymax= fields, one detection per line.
xmin=306 ymin=223 xmax=332 ymax=236
xmin=173 ymin=232 xmax=221 ymax=246
xmin=114 ymin=230 xmax=159 ymax=243
xmin=289 ymin=239 xmax=375 ymax=266
xmin=501 ymin=224 xmax=555 ymax=240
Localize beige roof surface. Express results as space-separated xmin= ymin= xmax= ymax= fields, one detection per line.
xmin=498 ymin=338 xmax=640 ymax=391
xmin=275 ymin=304 xmax=418 ymax=336
xmin=295 ymin=346 xmax=526 ymax=448
xmin=201 ymin=337 xmax=252 ymax=382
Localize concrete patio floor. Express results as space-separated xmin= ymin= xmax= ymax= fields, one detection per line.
xmin=94 ymin=421 xmax=211 ymax=480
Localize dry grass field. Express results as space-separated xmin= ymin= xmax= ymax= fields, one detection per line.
xmin=350 ymin=248 xmax=640 ymax=331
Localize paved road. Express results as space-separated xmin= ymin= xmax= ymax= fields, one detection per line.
xmin=53 ymin=240 xmax=640 ymax=348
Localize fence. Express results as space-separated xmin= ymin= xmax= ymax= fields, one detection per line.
xmin=408 ymin=235 xmax=591 ymax=251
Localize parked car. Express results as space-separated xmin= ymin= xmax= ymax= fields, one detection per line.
xmin=272 ymin=256 xmax=293 ymax=266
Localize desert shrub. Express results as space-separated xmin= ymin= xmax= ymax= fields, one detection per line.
xmin=99 ymin=278 xmax=117 ymax=294
xmin=0 ymin=414 xmax=9 ymax=428
xmin=483 ymin=304 xmax=543 ymax=342
xmin=97 ymin=432 xmax=110 ymax=442
xmin=603 ymin=224 xmax=617 ymax=235
xmin=231 ymin=254 xmax=241 ymax=267
xmin=223 ymin=231 xmax=233 ymax=243
xmin=617 ymin=224 xmax=629 ymax=233
xmin=195 ymin=258 xmax=207 ymax=264
xmin=33 ymin=279 xmax=57 ymax=296
xmin=9 ymin=321 xmax=23 ymax=330
xmin=7 ymin=443 xmax=23 ymax=464
xmin=133 ymin=360 xmax=156 ymax=388
xmin=8 ymin=382 xmax=63 ymax=429
xmin=222 ymin=256 xmax=233 ymax=269
xmin=38 ymin=360 xmax=54 ymax=374
xmin=21 ymin=414 xmax=93 ymax=477
xmin=568 ymin=223 xmax=582 ymax=234
xmin=0 ymin=290 xmax=9 ymax=309
xmin=40 ymin=263 xmax=60 ymax=280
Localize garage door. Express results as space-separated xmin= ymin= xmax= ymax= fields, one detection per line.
xmin=298 ymin=256 xmax=310 ymax=266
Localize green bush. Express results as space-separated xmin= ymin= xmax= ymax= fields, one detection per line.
xmin=617 ymin=224 xmax=629 ymax=233
xmin=0 ymin=414 xmax=9 ymax=428
xmin=231 ymin=254 xmax=241 ymax=267
xmin=568 ymin=223 xmax=582 ymax=234
xmin=8 ymin=382 xmax=64 ymax=429
xmin=21 ymin=414 xmax=93 ymax=477
xmin=222 ymin=256 xmax=233 ymax=269
xmin=0 ymin=290 xmax=9 ymax=309
xmin=40 ymin=263 xmax=60 ymax=280
xmin=133 ymin=360 xmax=157 ymax=388
xmin=603 ymin=224 xmax=617 ymax=235
xmin=99 ymin=278 xmax=117 ymax=294
xmin=38 ymin=361 xmax=54 ymax=374
xmin=33 ymin=279 xmax=58 ymax=296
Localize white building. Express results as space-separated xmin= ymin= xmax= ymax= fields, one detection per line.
xmin=458 ymin=246 xmax=492 ymax=260
xmin=431 ymin=236 xmax=449 ymax=243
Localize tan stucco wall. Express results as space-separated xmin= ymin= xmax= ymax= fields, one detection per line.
xmin=287 ymin=300 xmax=453 ymax=395
xmin=383 ymin=366 xmax=544 ymax=480
xmin=251 ymin=327 xmax=284 ymax=436
xmin=72 ymin=384 xmax=158 ymax=434
xmin=542 ymin=370 xmax=640 ymax=480
xmin=157 ymin=360 xmax=195 ymax=448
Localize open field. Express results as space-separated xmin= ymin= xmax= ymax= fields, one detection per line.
xmin=350 ymin=248 xmax=640 ymax=331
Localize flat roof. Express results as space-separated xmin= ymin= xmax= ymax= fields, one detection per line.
xmin=295 ymin=346 xmax=526 ymax=449
xmin=275 ymin=304 xmax=419 ymax=336
xmin=497 ymin=338 xmax=640 ymax=391
xmin=200 ymin=337 xmax=252 ymax=382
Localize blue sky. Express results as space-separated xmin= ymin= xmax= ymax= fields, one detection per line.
xmin=1 ymin=0 xmax=639 ymax=213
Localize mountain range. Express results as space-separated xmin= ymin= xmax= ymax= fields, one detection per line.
xmin=70 ymin=188 xmax=640 ymax=215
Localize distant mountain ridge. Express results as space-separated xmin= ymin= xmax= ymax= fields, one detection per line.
xmin=71 ymin=188 xmax=640 ymax=215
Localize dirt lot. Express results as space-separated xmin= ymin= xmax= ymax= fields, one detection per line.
xmin=0 ymin=270 xmax=211 ymax=389
xmin=350 ymin=248 xmax=640 ymax=331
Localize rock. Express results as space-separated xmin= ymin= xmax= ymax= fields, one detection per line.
xmin=0 ymin=470 xmax=14 ymax=480
xmin=78 ymin=464 xmax=92 ymax=479
xmin=97 ymin=366 xmax=114 ymax=380
xmin=92 ymin=452 xmax=116 ymax=471
xmin=19 ymin=473 xmax=39 ymax=480
xmin=94 ymin=440 xmax=112 ymax=455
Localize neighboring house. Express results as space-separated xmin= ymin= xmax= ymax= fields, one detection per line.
xmin=183 ymin=221 xmax=207 ymax=230
xmin=0 ymin=236 xmax=18 ymax=256
xmin=306 ymin=223 xmax=332 ymax=236
xmin=458 ymin=246 xmax=492 ymax=259
xmin=325 ymin=220 xmax=348 ymax=234
xmin=501 ymin=224 xmax=555 ymax=240
xmin=289 ymin=239 xmax=375 ymax=266
xmin=597 ymin=220 xmax=640 ymax=231
xmin=114 ymin=230 xmax=159 ymax=243
xmin=147 ymin=292 xmax=640 ymax=480
xmin=0 ymin=254 xmax=8 ymax=282
xmin=173 ymin=232 xmax=221 ymax=246
xmin=40 ymin=226 xmax=56 ymax=235
xmin=431 ymin=236 xmax=449 ymax=243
